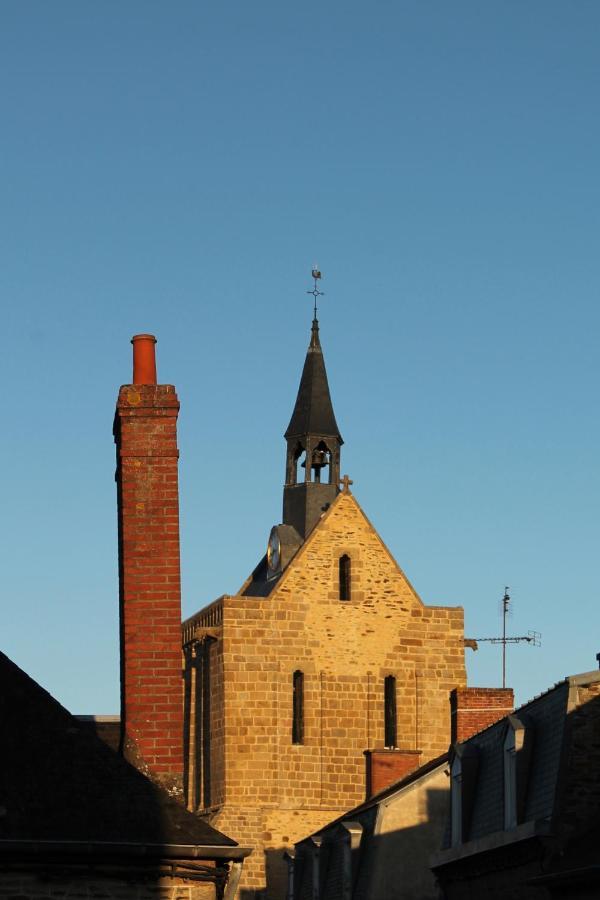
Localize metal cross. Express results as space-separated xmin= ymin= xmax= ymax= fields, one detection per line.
xmin=339 ymin=474 xmax=353 ymax=493
xmin=307 ymin=266 xmax=324 ymax=318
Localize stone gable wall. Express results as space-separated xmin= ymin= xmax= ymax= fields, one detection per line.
xmin=195 ymin=492 xmax=466 ymax=896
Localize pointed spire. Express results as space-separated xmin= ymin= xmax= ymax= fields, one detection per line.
xmin=285 ymin=318 xmax=343 ymax=444
xmin=282 ymin=272 xmax=344 ymax=538
xmin=310 ymin=317 xmax=320 ymax=349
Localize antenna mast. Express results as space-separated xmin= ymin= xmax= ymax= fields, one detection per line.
xmin=473 ymin=587 xmax=541 ymax=688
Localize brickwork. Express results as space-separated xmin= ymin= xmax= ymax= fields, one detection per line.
xmin=115 ymin=381 xmax=183 ymax=791
xmin=365 ymin=749 xmax=422 ymax=798
xmin=186 ymin=491 xmax=467 ymax=897
xmin=450 ymin=687 xmax=514 ymax=743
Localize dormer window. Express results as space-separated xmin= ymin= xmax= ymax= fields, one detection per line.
xmin=450 ymin=754 xmax=463 ymax=847
xmin=450 ymin=744 xmax=479 ymax=846
xmin=503 ymin=715 xmax=532 ymax=829
xmin=503 ymin=724 xmax=517 ymax=829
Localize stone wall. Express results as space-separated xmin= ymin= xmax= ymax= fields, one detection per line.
xmin=183 ymin=609 xmax=226 ymax=812
xmin=0 ymin=871 xmax=219 ymax=900
xmin=189 ymin=491 xmax=467 ymax=897
xmin=359 ymin=763 xmax=449 ymax=900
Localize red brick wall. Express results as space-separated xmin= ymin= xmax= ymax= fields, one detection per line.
xmin=114 ymin=382 xmax=183 ymax=790
xmin=450 ymin=687 xmax=514 ymax=743
xmin=365 ymin=749 xmax=422 ymax=798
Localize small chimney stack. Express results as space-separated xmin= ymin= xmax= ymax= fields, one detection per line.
xmin=114 ymin=334 xmax=183 ymax=794
xmin=450 ymin=687 xmax=514 ymax=744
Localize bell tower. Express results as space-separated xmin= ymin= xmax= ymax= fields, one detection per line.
xmin=283 ymin=316 xmax=343 ymax=538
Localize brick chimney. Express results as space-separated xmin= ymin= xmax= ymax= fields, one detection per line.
xmin=450 ymin=687 xmax=514 ymax=744
xmin=364 ymin=749 xmax=422 ymax=799
xmin=114 ymin=334 xmax=183 ymax=793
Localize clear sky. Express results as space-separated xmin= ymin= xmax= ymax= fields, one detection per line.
xmin=1 ymin=1 xmax=599 ymax=713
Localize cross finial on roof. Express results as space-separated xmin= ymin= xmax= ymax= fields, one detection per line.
xmin=339 ymin=474 xmax=353 ymax=493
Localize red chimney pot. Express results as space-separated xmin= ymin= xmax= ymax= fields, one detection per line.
xmin=131 ymin=334 xmax=157 ymax=384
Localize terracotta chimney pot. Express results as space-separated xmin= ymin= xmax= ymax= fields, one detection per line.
xmin=131 ymin=334 xmax=157 ymax=384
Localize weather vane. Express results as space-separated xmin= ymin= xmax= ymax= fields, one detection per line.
xmin=307 ymin=265 xmax=324 ymax=319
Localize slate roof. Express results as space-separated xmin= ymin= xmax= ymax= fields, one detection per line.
xmin=441 ymin=670 xmax=600 ymax=849
xmin=0 ymin=651 xmax=237 ymax=851
xmin=241 ymin=553 xmax=278 ymax=597
xmin=284 ymin=318 xmax=343 ymax=443
xmin=465 ymin=680 xmax=569 ymax=841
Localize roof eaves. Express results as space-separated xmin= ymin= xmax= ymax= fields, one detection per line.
xmin=0 ymin=840 xmax=252 ymax=861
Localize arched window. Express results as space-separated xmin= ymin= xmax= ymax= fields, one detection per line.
xmin=311 ymin=441 xmax=331 ymax=483
xmin=292 ymin=670 xmax=304 ymax=744
xmin=384 ymin=675 xmax=397 ymax=748
xmin=339 ymin=554 xmax=351 ymax=601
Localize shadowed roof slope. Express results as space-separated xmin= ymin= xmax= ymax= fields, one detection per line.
xmin=0 ymin=651 xmax=236 ymax=847
xmin=284 ymin=318 xmax=343 ymax=442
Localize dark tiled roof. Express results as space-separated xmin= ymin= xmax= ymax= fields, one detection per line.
xmin=0 ymin=651 xmax=236 ymax=849
xmin=284 ymin=319 xmax=342 ymax=443
xmin=75 ymin=716 xmax=121 ymax=752
xmin=241 ymin=554 xmax=279 ymax=597
xmin=461 ymin=682 xmax=569 ymax=841
xmin=458 ymin=678 xmax=574 ymax=843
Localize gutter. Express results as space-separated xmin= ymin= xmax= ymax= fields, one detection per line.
xmin=430 ymin=819 xmax=551 ymax=870
xmin=0 ymin=840 xmax=252 ymax=861
xmin=529 ymin=865 xmax=600 ymax=887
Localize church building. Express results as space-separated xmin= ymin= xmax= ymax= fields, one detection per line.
xmin=178 ymin=313 xmax=468 ymax=897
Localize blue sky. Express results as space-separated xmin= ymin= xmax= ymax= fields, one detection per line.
xmin=1 ymin=1 xmax=599 ymax=712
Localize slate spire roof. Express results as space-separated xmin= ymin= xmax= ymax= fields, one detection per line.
xmin=284 ymin=318 xmax=343 ymax=443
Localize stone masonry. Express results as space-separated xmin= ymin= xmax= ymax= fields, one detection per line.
xmin=183 ymin=490 xmax=467 ymax=897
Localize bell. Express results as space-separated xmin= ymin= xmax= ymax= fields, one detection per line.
xmin=312 ymin=449 xmax=328 ymax=468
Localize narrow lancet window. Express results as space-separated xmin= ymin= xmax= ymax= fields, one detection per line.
xmin=292 ymin=670 xmax=304 ymax=744
xmin=384 ymin=675 xmax=397 ymax=748
xmin=339 ymin=554 xmax=351 ymax=601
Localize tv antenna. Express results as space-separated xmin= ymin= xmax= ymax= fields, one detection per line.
xmin=473 ymin=588 xmax=541 ymax=688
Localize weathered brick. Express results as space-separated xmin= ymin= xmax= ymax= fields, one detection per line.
xmin=114 ymin=347 xmax=183 ymax=795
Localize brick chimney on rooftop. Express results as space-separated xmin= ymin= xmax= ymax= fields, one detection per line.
xmin=450 ymin=687 xmax=514 ymax=744
xmin=114 ymin=334 xmax=183 ymax=794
